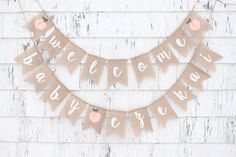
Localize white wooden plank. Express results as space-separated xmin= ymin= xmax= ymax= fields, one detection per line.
xmin=1 ymin=143 xmax=236 ymax=157
xmin=1 ymin=0 xmax=235 ymax=12
xmin=1 ymin=12 xmax=236 ymax=38
xmin=0 ymin=118 xmax=20 ymax=142
xmin=0 ymin=117 xmax=235 ymax=143
xmin=0 ymin=143 xmax=27 ymax=157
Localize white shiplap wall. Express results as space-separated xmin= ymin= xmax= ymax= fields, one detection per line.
xmin=0 ymin=0 xmax=236 ymax=156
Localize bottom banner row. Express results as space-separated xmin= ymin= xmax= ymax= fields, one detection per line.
xmin=46 ymin=92 xmax=187 ymax=138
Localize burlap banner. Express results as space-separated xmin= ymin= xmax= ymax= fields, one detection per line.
xmin=16 ymin=9 xmax=223 ymax=137
xmin=16 ymin=43 xmax=221 ymax=136
xmin=22 ymin=11 xmax=210 ymax=86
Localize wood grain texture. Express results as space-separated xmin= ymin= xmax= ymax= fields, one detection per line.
xmin=0 ymin=0 xmax=235 ymax=156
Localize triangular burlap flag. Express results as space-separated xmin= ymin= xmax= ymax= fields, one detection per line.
xmin=106 ymin=110 xmax=127 ymax=138
xmin=192 ymin=44 xmax=222 ymax=71
xmin=24 ymin=12 xmax=54 ymax=39
xmin=168 ymin=27 xmax=199 ymax=57
xmin=131 ymin=53 xmax=155 ymax=83
xmin=59 ymin=93 xmax=86 ymax=125
xmin=80 ymin=54 xmax=106 ymax=85
xmin=167 ymin=81 xmax=196 ymax=110
xmin=149 ymin=97 xmax=177 ymax=127
xmin=83 ymin=106 xmax=106 ymax=134
xmin=38 ymin=28 xmax=68 ymax=58
xmin=15 ymin=46 xmax=44 ymax=74
xmin=58 ymin=42 xmax=86 ymax=73
xmin=150 ymin=42 xmax=179 ymax=72
xmin=24 ymin=64 xmax=55 ymax=92
xmin=181 ymin=63 xmax=211 ymax=91
xmin=183 ymin=12 xmax=209 ymax=37
xmin=107 ymin=59 xmax=128 ymax=86
xmin=129 ymin=107 xmax=152 ymax=136
xmin=41 ymin=80 xmax=70 ymax=111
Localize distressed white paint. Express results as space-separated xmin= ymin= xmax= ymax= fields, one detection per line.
xmin=0 ymin=0 xmax=236 ymax=157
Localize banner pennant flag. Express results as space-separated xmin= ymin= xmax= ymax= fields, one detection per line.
xmin=83 ymin=106 xmax=106 ymax=134
xmin=24 ymin=12 xmax=54 ymax=39
xmin=80 ymin=54 xmax=106 ymax=85
xmin=106 ymin=110 xmax=127 ymax=138
xmin=168 ymin=27 xmax=200 ymax=57
xmin=183 ymin=12 xmax=209 ymax=37
xmin=15 ymin=46 xmax=44 ymax=74
xmin=24 ymin=64 xmax=55 ymax=92
xmin=167 ymin=81 xmax=196 ymax=110
xmin=149 ymin=97 xmax=177 ymax=127
xmin=41 ymin=80 xmax=70 ymax=111
xmin=131 ymin=53 xmax=155 ymax=83
xmin=129 ymin=107 xmax=153 ymax=136
xmin=58 ymin=42 xmax=86 ymax=73
xmin=107 ymin=59 xmax=128 ymax=87
xmin=181 ymin=63 xmax=211 ymax=90
xmin=59 ymin=93 xmax=86 ymax=125
xmin=192 ymin=44 xmax=222 ymax=71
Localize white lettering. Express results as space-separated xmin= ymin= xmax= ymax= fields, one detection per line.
xmin=23 ymin=52 xmax=37 ymax=65
xmin=113 ymin=66 xmax=122 ymax=77
xmin=35 ymin=72 xmax=46 ymax=83
xmin=89 ymin=60 xmax=98 ymax=75
xmin=111 ymin=117 xmax=121 ymax=128
xmin=134 ymin=112 xmax=144 ymax=128
xmin=176 ymin=38 xmax=186 ymax=47
xmin=200 ymin=53 xmax=212 ymax=63
xmin=173 ymin=90 xmax=188 ymax=101
xmin=49 ymin=35 xmax=62 ymax=49
xmin=67 ymin=52 xmax=76 ymax=62
xmin=157 ymin=106 xmax=167 ymax=116
xmin=50 ymin=85 xmax=61 ymax=100
xmin=67 ymin=100 xmax=80 ymax=115
xmin=190 ymin=72 xmax=200 ymax=82
xmin=138 ymin=62 xmax=148 ymax=72
xmin=156 ymin=51 xmax=171 ymax=63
